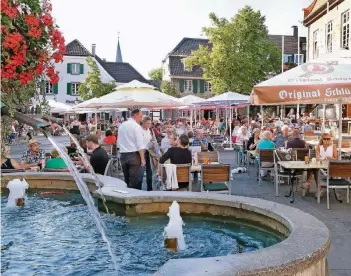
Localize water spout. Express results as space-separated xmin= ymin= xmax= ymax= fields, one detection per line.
xmin=41 ymin=115 xmax=63 ymax=126
xmin=1 ymin=106 xmax=50 ymax=129
xmin=163 ymin=201 xmax=186 ymax=251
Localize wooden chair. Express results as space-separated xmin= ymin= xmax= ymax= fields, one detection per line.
xmin=304 ymin=130 xmax=314 ymax=136
xmin=42 ymin=168 xmax=70 ymax=172
xmin=201 ymin=164 xmax=231 ymax=194
xmin=257 ymin=149 xmax=275 ymax=185
xmin=292 ymin=148 xmax=310 ymax=161
xmin=161 ymin=164 xmax=192 ymax=191
xmin=197 ymin=151 xmax=219 ymax=164
xmin=326 ymin=161 xmax=351 ymax=209
xmin=101 ymin=144 xmax=113 ymax=155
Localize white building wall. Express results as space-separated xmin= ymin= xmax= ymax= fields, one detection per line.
xmin=162 ymin=57 xmax=171 ymax=81
xmin=307 ymin=0 xmax=350 ymax=60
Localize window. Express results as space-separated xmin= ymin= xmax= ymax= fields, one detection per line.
xmin=71 ymin=83 xmax=80 ymax=95
xmin=71 ymin=63 xmax=80 ymax=75
xmin=341 ymin=10 xmax=350 ymax=49
xmin=326 ymin=20 xmax=333 ymax=53
xmin=184 ymin=80 xmax=193 ymax=92
xmin=45 ymin=82 xmax=53 ymax=94
xmin=204 ymin=81 xmax=212 ymax=92
xmin=283 ymin=54 xmax=293 ymax=63
xmin=313 ymin=30 xmax=319 ymax=59
xmin=294 ymin=54 xmax=304 ymax=65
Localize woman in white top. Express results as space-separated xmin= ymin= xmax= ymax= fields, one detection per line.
xmin=236 ymin=126 xmax=250 ymax=145
xmin=302 ymin=132 xmax=337 ymax=193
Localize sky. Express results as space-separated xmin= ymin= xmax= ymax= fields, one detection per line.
xmin=51 ymin=0 xmax=311 ymax=79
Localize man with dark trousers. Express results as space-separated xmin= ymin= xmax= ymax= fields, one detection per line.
xmin=117 ymin=109 xmax=145 ymax=189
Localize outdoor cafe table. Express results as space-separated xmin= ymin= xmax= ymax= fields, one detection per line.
xmin=340 ymin=148 xmax=351 ymax=154
xmin=278 ymin=161 xmax=328 ymax=204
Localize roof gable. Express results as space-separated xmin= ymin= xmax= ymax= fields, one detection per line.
xmin=65 ymin=39 xmax=91 ymax=56
xmin=95 ymin=55 xmax=147 ymax=83
xmin=170 ymin=37 xmax=211 ymax=56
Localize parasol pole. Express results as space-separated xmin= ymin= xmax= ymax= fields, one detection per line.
xmin=229 ymin=104 xmax=233 ymax=149
xmin=322 ymin=104 xmax=326 ymax=131
xmin=338 ymin=102 xmax=342 ymax=160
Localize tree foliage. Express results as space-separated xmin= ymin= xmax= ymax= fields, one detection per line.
xmin=78 ymin=56 xmax=117 ymax=100
xmin=183 ymin=6 xmax=281 ymax=95
xmin=148 ymin=67 xmax=163 ymax=81
xmin=160 ymin=81 xmax=181 ymax=98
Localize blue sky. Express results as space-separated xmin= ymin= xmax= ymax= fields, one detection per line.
xmin=51 ymin=0 xmax=311 ymax=78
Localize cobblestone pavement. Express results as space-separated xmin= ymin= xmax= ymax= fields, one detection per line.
xmin=8 ymin=135 xmax=351 ymax=276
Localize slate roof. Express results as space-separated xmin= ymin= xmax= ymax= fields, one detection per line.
xmin=64 ymin=39 xmax=147 ymax=83
xmin=170 ymin=37 xmax=211 ymax=56
xmin=169 ymin=56 xmax=204 ymax=77
xmin=65 ymin=39 xmax=91 ymax=56
xmin=95 ymin=55 xmax=148 ymax=83
xmin=268 ymin=35 xmax=307 ymax=55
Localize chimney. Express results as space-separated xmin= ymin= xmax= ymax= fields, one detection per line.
xmin=292 ymin=26 xmax=298 ymax=38
xmin=91 ymin=44 xmax=96 ymax=56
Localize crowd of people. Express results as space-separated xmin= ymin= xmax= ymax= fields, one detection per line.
xmin=2 ymin=108 xmax=344 ymax=196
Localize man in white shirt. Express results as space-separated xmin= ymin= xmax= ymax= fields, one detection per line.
xmin=117 ymin=109 xmax=145 ymax=189
xmin=139 ymin=116 xmax=153 ymax=191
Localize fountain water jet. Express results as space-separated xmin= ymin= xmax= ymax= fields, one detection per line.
xmin=163 ymin=201 xmax=186 ymax=251
xmin=6 ymin=179 xmax=29 ymax=207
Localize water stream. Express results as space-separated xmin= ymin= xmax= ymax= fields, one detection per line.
xmin=61 ymin=126 xmax=110 ymax=214
xmin=45 ymin=133 xmax=119 ymax=273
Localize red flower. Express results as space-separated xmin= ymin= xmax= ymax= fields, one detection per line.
xmin=25 ymin=14 xmax=40 ymax=27
xmin=35 ymin=64 xmax=45 ymax=74
xmin=19 ymin=71 xmax=33 ymax=85
xmin=1 ymin=0 xmax=18 ymax=19
xmin=28 ymin=27 xmax=42 ymax=38
xmin=52 ymin=51 xmax=63 ymax=63
xmin=3 ymin=32 xmax=23 ymax=50
xmin=42 ymin=13 xmax=53 ymax=26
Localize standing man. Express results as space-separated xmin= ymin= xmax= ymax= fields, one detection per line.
xmin=117 ymin=109 xmax=145 ymax=189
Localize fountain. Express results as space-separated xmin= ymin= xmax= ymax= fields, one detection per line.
xmin=163 ymin=201 xmax=185 ymax=251
xmin=6 ymin=179 xmax=29 ymax=207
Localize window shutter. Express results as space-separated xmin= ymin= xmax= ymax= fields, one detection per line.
xmin=179 ymin=80 xmax=184 ymax=93
xmin=67 ymin=83 xmax=71 ymax=95
xmin=53 ymin=83 xmax=58 ymax=94
xmin=67 ymin=63 xmax=71 ymax=74
xmin=80 ymin=64 xmax=84 ymax=74
xmin=192 ymin=80 xmax=198 ymax=93
xmin=200 ymin=80 xmax=205 ymax=93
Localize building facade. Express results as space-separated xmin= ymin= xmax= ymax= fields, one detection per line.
xmin=39 ymin=39 xmax=147 ymax=107
xmin=303 ymin=0 xmax=350 ymax=60
xmin=162 ymin=38 xmax=214 ymax=99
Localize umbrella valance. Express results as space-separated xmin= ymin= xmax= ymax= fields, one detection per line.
xmin=195 ymin=91 xmax=250 ymax=107
xmin=251 ymin=50 xmax=351 ymax=105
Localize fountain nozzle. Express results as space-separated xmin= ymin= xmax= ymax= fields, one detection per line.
xmin=1 ymin=106 xmax=50 ymax=129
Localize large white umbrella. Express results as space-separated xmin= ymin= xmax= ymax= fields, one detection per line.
xmin=85 ymin=80 xmax=183 ymax=108
xmin=48 ymin=100 xmax=72 ymax=113
xmin=179 ymin=95 xmax=204 ymax=104
xmin=251 ymin=49 xmax=351 ymax=159
xmin=197 ymin=91 xmax=250 ymax=107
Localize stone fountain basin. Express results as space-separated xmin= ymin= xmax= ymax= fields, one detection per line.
xmin=2 ymin=172 xmax=330 ymax=276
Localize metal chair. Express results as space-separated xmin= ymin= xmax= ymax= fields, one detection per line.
xmin=326 ymin=161 xmax=351 ymax=209
xmin=200 ymin=164 xmax=231 ymax=194
xmin=292 ymin=148 xmax=310 ymax=161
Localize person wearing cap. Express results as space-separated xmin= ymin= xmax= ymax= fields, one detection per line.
xmin=21 ymin=139 xmax=46 ymax=169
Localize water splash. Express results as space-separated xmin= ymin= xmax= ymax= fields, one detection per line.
xmin=61 ymin=126 xmax=110 ymax=214
xmin=46 ymin=135 xmax=119 ymax=273
xmin=6 ymin=179 xmax=29 ymax=207
xmin=163 ymin=201 xmax=186 ymax=250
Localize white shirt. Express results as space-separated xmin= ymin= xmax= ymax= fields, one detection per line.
xmin=142 ymin=128 xmax=152 ymax=150
xmin=161 ymin=136 xmax=171 ymax=152
xmin=117 ymin=118 xmax=144 ymax=153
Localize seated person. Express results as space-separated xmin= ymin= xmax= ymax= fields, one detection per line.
xmin=160 ymin=135 xmax=192 ymax=189
xmin=160 ymin=128 xmax=176 ymax=154
xmin=192 ymin=129 xmax=208 ymax=151
xmin=45 ymin=148 xmax=68 ymax=169
xmin=67 ymin=134 xmax=79 ymax=156
xmin=1 ymin=145 xmax=22 ymax=170
xmin=256 ymin=131 xmax=275 ymax=174
xmin=21 ymin=139 xmax=46 ymax=169
xmin=287 ymin=129 xmax=306 ymax=149
xmin=103 ymin=129 xmax=117 ymax=145
xmin=75 ymin=134 xmax=109 ymax=175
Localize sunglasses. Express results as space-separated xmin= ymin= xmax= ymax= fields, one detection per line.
xmin=323 ymin=138 xmax=331 ymax=141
